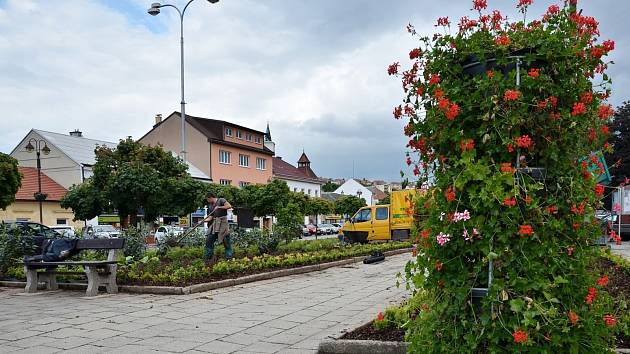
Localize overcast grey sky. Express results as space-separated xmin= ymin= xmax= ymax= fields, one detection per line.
xmin=0 ymin=0 xmax=627 ymax=181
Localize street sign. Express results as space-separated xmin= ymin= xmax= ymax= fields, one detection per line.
xmin=179 ymin=216 xmax=189 ymax=227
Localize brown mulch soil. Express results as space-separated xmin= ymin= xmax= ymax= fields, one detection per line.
xmin=341 ymin=321 xmax=405 ymax=342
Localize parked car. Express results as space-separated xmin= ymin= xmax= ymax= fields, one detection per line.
xmin=304 ymin=224 xmax=317 ymax=236
xmin=1 ymin=220 xmax=61 ymax=255
xmin=330 ymin=223 xmax=342 ymax=234
xmin=318 ymin=224 xmax=335 ymax=235
xmin=154 ymin=225 xmax=185 ymax=244
xmin=84 ymin=224 xmax=121 ymax=239
xmin=50 ymin=225 xmax=75 ymax=237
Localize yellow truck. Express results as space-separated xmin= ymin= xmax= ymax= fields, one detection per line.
xmin=339 ymin=189 xmax=416 ymax=243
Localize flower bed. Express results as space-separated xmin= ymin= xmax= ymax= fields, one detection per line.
xmin=117 ymin=241 xmax=411 ymax=287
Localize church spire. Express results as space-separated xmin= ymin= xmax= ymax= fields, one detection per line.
xmin=265 ymin=122 xmax=272 ymax=142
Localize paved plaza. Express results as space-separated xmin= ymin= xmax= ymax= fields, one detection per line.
xmin=0 ymin=254 xmax=411 ymax=353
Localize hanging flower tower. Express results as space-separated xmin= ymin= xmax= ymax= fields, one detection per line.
xmin=393 ymin=0 xmax=622 ymax=351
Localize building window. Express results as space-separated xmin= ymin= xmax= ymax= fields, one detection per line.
xmin=236 ymin=130 xmax=242 ymax=139
xmin=255 ymin=136 xmax=262 ymax=144
xmin=239 ymin=181 xmax=250 ymax=188
xmin=301 ymin=188 xmax=305 ymax=193
xmin=220 ymin=179 xmax=232 ymax=186
xmin=308 ymin=189 xmax=311 ymax=195
xmin=239 ymin=154 xmax=250 ymax=167
xmin=219 ymin=150 xmax=231 ymax=164
xmin=17 ymin=218 xmax=29 ymax=222
xmin=56 ymin=218 xmax=67 ymax=225
xmin=294 ymin=187 xmax=298 ymax=192
xmin=256 ymin=158 xmax=266 ymax=170
xmin=246 ymin=133 xmax=252 ymax=141
xmin=225 ymin=127 xmax=232 ymax=137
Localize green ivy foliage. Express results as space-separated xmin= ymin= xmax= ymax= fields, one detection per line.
xmin=0 ymin=153 xmax=21 ymax=210
xmin=393 ymin=1 xmax=622 ymax=352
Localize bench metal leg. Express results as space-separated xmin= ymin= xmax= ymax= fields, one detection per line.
xmin=24 ymin=266 xmax=38 ymax=293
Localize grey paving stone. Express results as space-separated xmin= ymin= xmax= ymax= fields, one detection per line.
xmin=0 ymin=253 xmax=411 ymax=354
xmin=193 ymin=340 xmax=244 ymax=353
xmin=242 ymin=341 xmax=289 ymax=353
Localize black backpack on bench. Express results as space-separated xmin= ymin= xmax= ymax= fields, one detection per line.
xmin=24 ymin=239 xmax=80 ymax=262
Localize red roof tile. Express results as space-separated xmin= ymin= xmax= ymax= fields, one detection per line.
xmin=273 ymin=157 xmax=321 ymax=184
xmin=15 ymin=167 xmax=68 ymax=201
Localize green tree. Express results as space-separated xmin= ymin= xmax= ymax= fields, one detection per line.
xmin=275 ymin=202 xmax=303 ymax=243
xmin=377 ymin=193 xmax=391 ymax=205
xmin=248 ymin=179 xmax=291 ymax=217
xmin=61 ymin=138 xmax=205 ymax=225
xmin=0 ymin=153 xmax=21 ymax=210
xmin=334 ymin=195 xmax=367 ymax=219
xmin=321 ymin=180 xmax=339 ymax=192
xmin=605 ymin=101 xmax=630 ymax=185
xmin=307 ymin=197 xmax=333 ymax=222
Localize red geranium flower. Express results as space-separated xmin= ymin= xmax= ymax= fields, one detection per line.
xmin=512 ymin=330 xmax=528 ymax=344
xmin=567 ymin=247 xmax=574 ymax=256
xmin=387 ymin=62 xmax=400 ymax=76
xmin=445 ymin=187 xmax=456 ymax=202
xmin=409 ymin=48 xmax=422 ymax=60
xmin=377 ymin=312 xmax=384 ymax=321
xmin=433 ymin=88 xmax=444 ymax=98
xmin=597 ymin=275 xmax=609 ymax=286
xmin=472 ymin=0 xmax=487 ymax=11
xmin=546 ymin=4 xmax=560 ymax=16
xmin=580 ymin=92 xmax=593 ymax=104
xmin=585 ymin=287 xmax=597 ymax=305
xmin=595 ymin=184 xmax=605 ymax=197
xmin=487 ymin=70 xmax=495 ymax=79
xmin=547 ymin=205 xmax=558 ymax=214
xmin=460 ymin=139 xmax=475 ymax=151
xmin=445 ymin=103 xmax=460 ymax=120
xmin=393 ymin=106 xmax=402 ymax=119
xmin=528 ymin=68 xmax=540 ymax=78
xmin=500 ymin=163 xmax=514 ymax=173
xmin=504 ymin=197 xmax=517 ymax=207
xmin=504 ymin=89 xmax=520 ymax=101
xmin=515 ymin=135 xmax=533 ymax=149
xmin=429 ymin=73 xmax=441 ymax=86
xmin=603 ymin=314 xmax=617 ymax=327
xmin=603 ymin=39 xmax=615 ymax=52
xmin=601 ymin=125 xmax=610 ymax=135
xmin=507 ymin=143 xmax=514 ymax=153
xmin=406 ymin=157 xmax=412 ymax=166
xmin=421 ymin=229 xmax=430 ymax=239
xmin=519 ymin=224 xmax=533 ymax=237
xmin=571 ymin=102 xmax=586 ymax=116
xmin=438 ymin=98 xmax=450 ymax=110
xmin=495 ymin=35 xmax=510 ymax=46
xmin=568 ymin=311 xmax=579 ymax=325
xmin=598 ymin=105 xmax=614 ymax=119
xmin=436 ymin=17 xmax=450 ymax=27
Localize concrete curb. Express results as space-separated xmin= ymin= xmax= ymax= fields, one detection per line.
xmin=317 ymin=339 xmax=408 ymax=354
xmin=0 ymin=248 xmax=412 ymax=296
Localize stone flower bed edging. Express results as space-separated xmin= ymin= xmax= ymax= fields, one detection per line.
xmin=0 ymin=248 xmax=412 ymax=295
xmin=317 ymin=339 xmax=408 ymax=354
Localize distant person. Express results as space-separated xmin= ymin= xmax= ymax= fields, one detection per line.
xmin=202 ymin=192 xmax=233 ymax=262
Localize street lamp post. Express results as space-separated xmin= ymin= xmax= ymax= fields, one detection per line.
xmin=148 ymin=0 xmax=219 ymax=162
xmin=24 ymin=139 xmax=51 ymax=224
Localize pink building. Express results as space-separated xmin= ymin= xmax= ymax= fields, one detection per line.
xmin=139 ymin=112 xmax=273 ymax=186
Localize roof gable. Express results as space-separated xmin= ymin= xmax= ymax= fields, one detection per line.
xmin=16 ymin=167 xmax=68 ymax=201
xmin=273 ymin=157 xmax=322 ymax=184
xmin=33 ymin=129 xmax=117 ymax=166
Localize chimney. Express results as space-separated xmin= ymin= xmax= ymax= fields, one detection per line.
xmin=276 ymin=156 xmax=282 ymax=160
xmin=155 ymin=114 xmax=162 ymax=125
xmin=69 ymin=129 xmax=83 ymax=137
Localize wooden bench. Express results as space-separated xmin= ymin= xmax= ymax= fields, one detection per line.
xmin=23 ymin=238 xmax=125 ymax=296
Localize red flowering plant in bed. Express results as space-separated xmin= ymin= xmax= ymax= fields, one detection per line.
xmin=391 ymin=0 xmax=623 ymax=352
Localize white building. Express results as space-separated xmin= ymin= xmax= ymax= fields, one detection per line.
xmin=273 ymin=152 xmax=324 ymax=224
xmin=334 ymin=179 xmax=375 ymax=205
xmin=11 ymin=129 xmax=211 ymax=189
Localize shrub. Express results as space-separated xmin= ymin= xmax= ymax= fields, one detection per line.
xmin=122 ymin=226 xmax=147 ymax=260
xmin=395 ymin=1 xmax=619 ymax=352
